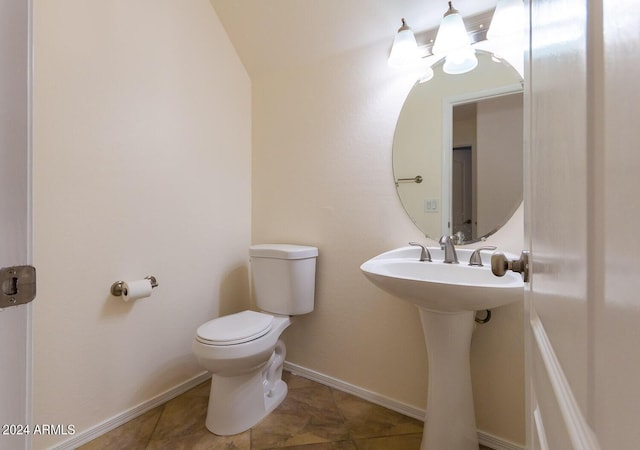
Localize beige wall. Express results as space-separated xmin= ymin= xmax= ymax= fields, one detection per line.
xmin=32 ymin=1 xmax=251 ymax=448
xmin=252 ymin=42 xmax=525 ymax=444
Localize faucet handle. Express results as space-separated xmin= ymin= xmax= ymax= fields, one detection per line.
xmin=409 ymin=242 xmax=432 ymax=262
xmin=468 ymin=246 xmax=497 ymax=266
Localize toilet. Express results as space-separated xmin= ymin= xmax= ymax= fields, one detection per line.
xmin=192 ymin=243 xmax=318 ymax=436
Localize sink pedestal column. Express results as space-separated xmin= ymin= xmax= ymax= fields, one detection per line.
xmin=418 ymin=308 xmax=478 ymax=450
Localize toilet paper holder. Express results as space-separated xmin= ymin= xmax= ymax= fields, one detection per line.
xmin=110 ymin=276 xmax=158 ymax=296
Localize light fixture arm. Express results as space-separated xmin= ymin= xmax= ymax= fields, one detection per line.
xmin=398 ymin=18 xmax=411 ymax=33
xmin=443 ymin=1 xmax=459 ymax=17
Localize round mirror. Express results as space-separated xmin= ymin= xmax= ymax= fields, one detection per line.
xmin=393 ymin=50 xmax=523 ymax=244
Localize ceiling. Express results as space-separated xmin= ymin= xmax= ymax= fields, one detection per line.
xmin=209 ymin=0 xmax=498 ymax=77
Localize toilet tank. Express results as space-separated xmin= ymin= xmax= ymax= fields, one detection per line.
xmin=249 ymin=244 xmax=318 ymax=315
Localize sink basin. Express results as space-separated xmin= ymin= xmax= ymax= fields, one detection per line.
xmin=360 ymin=246 xmax=523 ymax=312
xmin=361 ymin=245 xmax=524 ymax=450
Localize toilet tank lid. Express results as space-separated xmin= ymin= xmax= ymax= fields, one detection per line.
xmin=250 ymin=244 xmax=318 ymax=259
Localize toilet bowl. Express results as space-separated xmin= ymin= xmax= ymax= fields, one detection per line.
xmin=192 ymin=311 xmax=292 ymax=435
xmin=192 ymin=244 xmax=318 ymax=435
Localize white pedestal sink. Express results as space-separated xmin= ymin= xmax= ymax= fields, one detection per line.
xmin=360 ymin=246 xmax=523 ymax=450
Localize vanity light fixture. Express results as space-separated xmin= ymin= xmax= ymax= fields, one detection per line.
xmin=388 ymin=18 xmax=421 ymax=68
xmin=487 ymin=0 xmax=525 ymax=65
xmin=432 ymin=2 xmax=478 ymax=74
xmin=487 ymin=0 xmax=525 ymax=41
xmin=388 ymin=1 xmax=524 ymax=80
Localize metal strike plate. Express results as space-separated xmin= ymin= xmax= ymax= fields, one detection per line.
xmin=1 ymin=265 xmax=36 ymax=308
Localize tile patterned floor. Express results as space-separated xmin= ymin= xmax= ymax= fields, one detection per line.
xmin=79 ymin=372 xmax=492 ymax=449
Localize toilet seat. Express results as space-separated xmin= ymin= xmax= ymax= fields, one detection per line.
xmin=196 ymin=310 xmax=274 ymax=346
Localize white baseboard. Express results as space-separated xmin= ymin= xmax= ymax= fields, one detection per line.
xmin=478 ymin=430 xmax=526 ymax=450
xmin=50 ymin=372 xmax=211 ymax=450
xmin=284 ymin=361 xmax=525 ymax=450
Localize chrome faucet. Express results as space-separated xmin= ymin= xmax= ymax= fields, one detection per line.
xmin=439 ymin=235 xmax=459 ymax=264
xmin=409 ymin=242 xmax=432 ymax=262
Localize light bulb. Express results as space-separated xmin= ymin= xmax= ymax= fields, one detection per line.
xmin=443 ymin=48 xmax=478 ymax=74
xmin=433 ymin=2 xmax=472 ymax=56
xmin=487 ymin=0 xmax=525 ymax=41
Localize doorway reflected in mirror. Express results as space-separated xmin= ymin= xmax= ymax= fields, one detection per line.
xmin=451 ymin=92 xmax=523 ymax=242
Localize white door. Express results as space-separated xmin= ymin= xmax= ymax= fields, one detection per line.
xmin=452 ymin=147 xmax=472 ymax=239
xmin=526 ymin=0 xmax=640 ymax=448
xmin=0 ymin=1 xmax=32 ymax=449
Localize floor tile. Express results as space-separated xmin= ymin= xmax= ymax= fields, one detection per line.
xmin=81 ymin=372 xmax=496 ymax=450
xmin=268 ymin=441 xmax=357 ymax=450
xmin=147 ymin=429 xmax=251 ymax=450
xmin=251 ymin=382 xmax=349 ymax=449
xmin=352 ymin=433 xmax=423 ymax=450
xmin=332 ymin=390 xmax=423 ymax=439
xmin=150 ymin=382 xmax=211 ymax=442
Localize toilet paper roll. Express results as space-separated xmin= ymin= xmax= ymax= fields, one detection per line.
xmin=122 ymin=279 xmax=153 ymax=302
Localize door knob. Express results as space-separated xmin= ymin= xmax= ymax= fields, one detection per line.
xmin=491 ymin=251 xmax=530 ymax=282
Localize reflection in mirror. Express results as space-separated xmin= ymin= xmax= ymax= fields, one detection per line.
xmin=451 ymin=93 xmax=523 ymax=241
xmin=392 ymin=51 xmax=523 ymax=244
